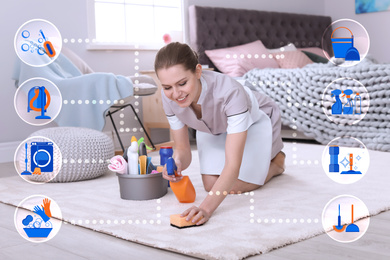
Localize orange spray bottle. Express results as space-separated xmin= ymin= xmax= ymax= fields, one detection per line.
xmin=166 ymin=157 xmax=196 ymax=203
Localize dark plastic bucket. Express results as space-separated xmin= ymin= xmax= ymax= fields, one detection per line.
xmin=117 ymin=173 xmax=168 ymax=200
xmin=331 ymin=27 xmax=354 ymax=58
xmin=331 ymin=38 xmax=353 ymax=58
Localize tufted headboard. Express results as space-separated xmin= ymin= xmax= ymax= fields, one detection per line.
xmin=189 ymin=5 xmax=332 ymax=70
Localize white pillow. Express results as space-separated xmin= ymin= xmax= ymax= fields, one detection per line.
xmin=267 ymin=43 xmax=297 ymax=53
xmin=205 ymin=40 xmax=279 ymax=77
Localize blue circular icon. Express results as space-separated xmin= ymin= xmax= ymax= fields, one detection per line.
xmin=15 ymin=19 xmax=62 ymax=67
xmin=21 ymin=44 xmax=29 ymax=52
xmin=22 ymin=30 xmax=30 ymax=38
xmin=37 ymin=47 xmax=45 ymax=55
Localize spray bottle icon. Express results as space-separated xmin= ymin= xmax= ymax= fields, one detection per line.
xmin=331 ymin=89 xmax=343 ymax=115
xmin=342 ymin=89 xmax=354 ymax=115
xmin=331 ymin=89 xmax=362 ymax=115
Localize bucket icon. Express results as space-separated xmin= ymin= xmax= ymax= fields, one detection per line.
xmin=331 ymin=27 xmax=360 ymax=61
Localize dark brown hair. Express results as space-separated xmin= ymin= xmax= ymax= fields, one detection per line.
xmin=154 ymin=42 xmax=199 ymax=73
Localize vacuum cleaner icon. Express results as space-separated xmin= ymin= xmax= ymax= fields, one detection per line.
xmin=27 ymin=86 xmax=51 ymax=119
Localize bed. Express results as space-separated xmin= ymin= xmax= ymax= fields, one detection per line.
xmin=189 ymin=5 xmax=332 ymax=71
xmin=189 ymin=5 xmax=390 ymax=152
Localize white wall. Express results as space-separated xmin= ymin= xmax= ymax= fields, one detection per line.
xmin=324 ymin=0 xmax=390 ymax=63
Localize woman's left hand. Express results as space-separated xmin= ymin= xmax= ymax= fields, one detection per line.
xmin=181 ymin=206 xmax=210 ymax=225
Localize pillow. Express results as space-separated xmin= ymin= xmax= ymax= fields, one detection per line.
xmin=298 ymin=47 xmax=327 ymax=59
xmin=267 ymin=43 xmax=297 ymax=53
xmin=205 ymin=40 xmax=279 ymax=77
xmin=273 ymin=50 xmax=313 ymax=69
xmin=301 ymin=51 xmax=328 ymax=64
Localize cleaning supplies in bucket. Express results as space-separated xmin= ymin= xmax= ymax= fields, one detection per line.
xmin=109 ymin=136 xmax=167 ymax=200
xmin=108 ymin=136 xmax=157 ymax=175
xmin=331 ymin=27 xmax=360 ymax=61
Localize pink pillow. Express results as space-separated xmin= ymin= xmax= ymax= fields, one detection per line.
xmin=298 ymin=47 xmax=328 ymax=58
xmin=205 ymin=40 xmax=279 ymax=77
xmin=274 ymin=50 xmax=313 ymax=69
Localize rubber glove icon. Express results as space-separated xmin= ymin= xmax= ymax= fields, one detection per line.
xmin=41 ymin=198 xmax=52 ymax=218
xmin=34 ymin=205 xmax=50 ymax=223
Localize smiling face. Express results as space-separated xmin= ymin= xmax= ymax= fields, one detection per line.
xmin=157 ymin=64 xmax=202 ymax=108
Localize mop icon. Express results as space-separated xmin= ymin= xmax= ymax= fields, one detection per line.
xmin=21 ymin=143 xmax=32 ymax=175
xmin=341 ymin=153 xmax=362 ymax=174
xmin=333 ymin=204 xmax=360 ymax=233
xmin=27 ymin=86 xmax=51 ymax=119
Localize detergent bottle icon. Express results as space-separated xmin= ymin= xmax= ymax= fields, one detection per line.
xmin=28 ymin=86 xmax=51 ymax=119
xmin=354 ymin=93 xmax=362 ymax=115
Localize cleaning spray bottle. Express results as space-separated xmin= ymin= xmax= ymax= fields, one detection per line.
xmin=331 ymin=89 xmax=343 ymax=115
xmin=167 ymin=157 xmax=196 ymax=203
xmin=342 ymin=89 xmax=354 ymax=115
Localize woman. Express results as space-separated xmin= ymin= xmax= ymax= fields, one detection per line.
xmin=155 ymin=42 xmax=285 ymax=226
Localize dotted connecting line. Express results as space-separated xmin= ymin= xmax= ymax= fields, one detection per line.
xmin=253 ymin=218 xmax=319 ymax=224
xmin=156 ymin=198 xmax=161 ymax=222
xmin=225 ymin=53 xmax=285 ymax=60
xmin=249 ymin=192 xmax=255 ymax=223
xmin=62 ymin=158 xmax=111 ymax=164
xmin=64 ymin=199 xmax=163 ymax=226
xmin=63 ymin=38 xmax=96 ymax=44
xmin=208 ymin=191 xmax=256 ymax=196
xmin=62 ymin=98 xmax=140 ymax=108
xmin=62 ymin=39 xmax=320 ymax=48
xmin=64 ymin=219 xmax=161 ymax=225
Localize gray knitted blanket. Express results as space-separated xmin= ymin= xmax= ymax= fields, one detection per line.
xmin=244 ymin=58 xmax=390 ymax=152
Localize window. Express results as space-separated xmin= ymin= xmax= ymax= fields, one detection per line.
xmin=89 ymin=0 xmax=183 ymax=49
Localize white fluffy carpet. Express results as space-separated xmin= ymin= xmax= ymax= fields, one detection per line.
xmin=1 ymin=142 xmax=389 ymax=260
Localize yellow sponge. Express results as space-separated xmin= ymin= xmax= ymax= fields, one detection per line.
xmin=170 ymin=214 xmax=202 ymax=229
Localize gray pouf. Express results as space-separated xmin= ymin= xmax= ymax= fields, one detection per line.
xmin=29 ymin=127 xmax=114 ymax=182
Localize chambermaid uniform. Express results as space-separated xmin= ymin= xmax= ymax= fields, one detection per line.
xmin=162 ymin=70 xmax=283 ymax=185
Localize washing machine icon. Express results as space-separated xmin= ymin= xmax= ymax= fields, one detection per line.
xmin=30 ymin=142 xmax=53 ymax=172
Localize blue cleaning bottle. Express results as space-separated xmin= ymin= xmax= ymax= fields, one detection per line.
xmin=354 ymin=93 xmax=362 ymax=115
xmin=342 ymin=89 xmax=354 ymax=115
xmin=331 ymin=89 xmax=342 ymax=115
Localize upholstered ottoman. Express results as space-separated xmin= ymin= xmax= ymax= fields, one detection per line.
xmin=29 ymin=127 xmax=114 ymax=182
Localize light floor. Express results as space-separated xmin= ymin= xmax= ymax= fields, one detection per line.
xmin=1 ymin=160 xmax=390 ymax=260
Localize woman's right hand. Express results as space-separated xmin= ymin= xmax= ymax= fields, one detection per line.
xmin=162 ymin=157 xmax=183 ymax=182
